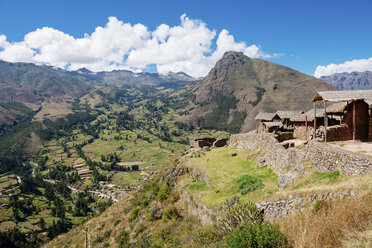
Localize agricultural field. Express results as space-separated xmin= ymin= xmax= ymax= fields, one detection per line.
xmin=0 ymin=85 xmax=229 ymax=244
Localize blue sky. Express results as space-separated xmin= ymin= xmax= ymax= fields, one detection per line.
xmin=0 ymin=0 xmax=371 ymax=77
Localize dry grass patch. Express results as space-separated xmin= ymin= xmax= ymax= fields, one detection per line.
xmin=277 ymin=192 xmax=372 ymax=248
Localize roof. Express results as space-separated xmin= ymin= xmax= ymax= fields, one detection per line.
xmin=312 ymin=90 xmax=372 ymax=103
xmin=305 ymin=102 xmax=347 ymax=117
xmin=289 ymin=114 xmax=314 ymax=122
xmin=255 ymin=112 xmax=278 ymax=121
xmin=326 ymin=102 xmax=347 ymax=114
xmin=276 ymin=111 xmax=303 ymax=119
xmin=263 ymin=121 xmax=282 ymax=127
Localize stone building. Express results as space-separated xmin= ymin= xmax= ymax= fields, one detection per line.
xmin=189 ymin=138 xmax=227 ymax=148
xmin=311 ymin=90 xmax=372 ymax=142
xmin=255 ymin=112 xmax=281 ymax=133
xmin=276 ymin=111 xmax=304 ymax=129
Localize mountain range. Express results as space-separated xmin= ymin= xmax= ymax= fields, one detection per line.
xmin=0 ymin=60 xmax=197 ymax=126
xmin=320 ymin=71 xmax=372 ymax=90
xmin=0 ymin=52 xmax=339 ymax=132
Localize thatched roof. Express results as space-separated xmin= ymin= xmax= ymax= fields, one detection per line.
xmin=327 ymin=102 xmax=347 ymax=114
xmin=255 ymin=112 xmax=278 ymax=121
xmin=305 ymin=102 xmax=347 ymax=117
xmin=289 ymin=114 xmax=314 ymax=122
xmin=263 ymin=121 xmax=282 ymax=127
xmin=276 ymin=111 xmax=303 ymax=119
xmin=312 ymin=90 xmax=372 ymax=103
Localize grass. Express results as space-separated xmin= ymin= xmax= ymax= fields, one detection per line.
xmin=111 ymin=171 xmax=141 ymax=186
xmin=179 ymin=147 xmax=278 ymax=208
xmin=277 ymin=192 xmax=372 ymax=248
xmin=312 ymin=171 xmax=341 ymax=182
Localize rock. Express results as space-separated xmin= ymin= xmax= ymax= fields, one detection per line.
xmin=258 ymin=157 xmax=266 ymax=167
xmin=231 ymin=153 xmax=237 ymax=157
xmin=277 ymin=171 xmax=300 ymax=190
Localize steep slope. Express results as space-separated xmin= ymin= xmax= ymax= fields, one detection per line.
xmin=321 ymin=71 xmax=372 ymax=90
xmin=0 ymin=60 xmax=94 ymax=125
xmin=189 ymin=51 xmax=336 ymax=132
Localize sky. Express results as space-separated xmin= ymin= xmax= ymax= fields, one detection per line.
xmin=0 ymin=0 xmax=371 ymax=78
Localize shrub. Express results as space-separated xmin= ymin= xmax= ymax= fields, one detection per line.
xmin=145 ymin=209 xmax=152 ymax=221
xmin=168 ymin=191 xmax=180 ymax=203
xmin=224 ymin=222 xmax=288 ymax=248
xmin=219 ymin=200 xmax=264 ymax=233
xmin=115 ymin=230 xmax=130 ymax=247
xmin=193 ymin=226 xmax=221 ymax=246
xmin=162 ymin=206 xmax=180 ymax=222
xmin=129 ymin=208 xmax=140 ymax=222
xmin=157 ymin=184 xmax=170 ymax=202
xmin=237 ymin=175 xmax=263 ymax=195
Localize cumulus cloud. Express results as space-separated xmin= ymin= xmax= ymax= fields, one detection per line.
xmin=314 ymin=58 xmax=372 ymax=78
xmin=0 ymin=14 xmax=276 ymax=77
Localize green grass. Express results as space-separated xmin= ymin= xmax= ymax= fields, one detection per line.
xmin=236 ymin=175 xmax=263 ymax=195
xmin=111 ymin=171 xmax=141 ymax=186
xmin=188 ymin=181 xmax=207 ymax=190
xmin=180 ymin=147 xmax=278 ymax=208
xmin=312 ymin=171 xmax=341 ymax=182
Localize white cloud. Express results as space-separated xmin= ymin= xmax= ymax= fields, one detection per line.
xmin=314 ymin=58 xmax=372 ymax=78
xmin=0 ymin=14 xmax=276 ymax=77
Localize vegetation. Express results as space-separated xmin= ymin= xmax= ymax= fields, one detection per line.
xmin=199 ymin=91 xmax=246 ymax=133
xmin=278 ymin=192 xmax=372 ymax=248
xmin=237 ymin=175 xmax=264 ymax=195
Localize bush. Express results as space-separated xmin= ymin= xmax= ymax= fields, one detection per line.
xmin=162 ymin=206 xmax=180 ymax=222
xmin=193 ymin=226 xmax=221 ymax=246
xmin=237 ymin=175 xmax=263 ymax=195
xmin=157 ymin=184 xmax=170 ymax=202
xmin=145 ymin=208 xmax=153 ymax=221
xmin=129 ymin=208 xmax=140 ymax=222
xmin=224 ymin=222 xmax=288 ymax=248
xmin=115 ymin=230 xmax=130 ymax=247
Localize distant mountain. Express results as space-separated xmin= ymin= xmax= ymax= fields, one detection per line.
xmin=182 ymin=51 xmax=336 ymax=132
xmin=0 ymin=60 xmax=198 ymax=126
xmin=321 ymin=71 xmax=372 ymax=90
xmin=71 ymin=68 xmax=197 ymax=87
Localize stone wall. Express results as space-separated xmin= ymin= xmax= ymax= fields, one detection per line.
xmin=257 ymin=190 xmax=357 ymax=221
xmin=326 ymin=123 xmax=353 ymax=142
xmin=189 ymin=138 xmax=227 ymax=148
xmin=293 ymin=125 xmax=313 ymax=140
xmin=230 ymin=133 xmax=372 ymax=178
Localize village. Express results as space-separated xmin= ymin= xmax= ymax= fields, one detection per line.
xmin=254 ymin=89 xmax=372 ymax=156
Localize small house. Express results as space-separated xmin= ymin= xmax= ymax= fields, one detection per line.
xmin=255 ymin=112 xmax=281 ymax=132
xmin=311 ymin=90 xmax=372 ymax=142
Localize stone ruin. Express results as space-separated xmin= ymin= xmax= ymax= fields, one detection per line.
xmin=189 ymin=138 xmax=227 ymax=148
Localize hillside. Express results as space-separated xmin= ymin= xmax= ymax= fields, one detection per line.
xmin=0 ymin=60 xmax=94 ymax=126
xmin=321 ymin=71 xmax=372 ymax=90
xmin=183 ymin=51 xmax=336 ymax=132
xmin=0 ymin=60 xmax=198 ymax=127
xmin=44 ymin=141 xmax=372 ymax=248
